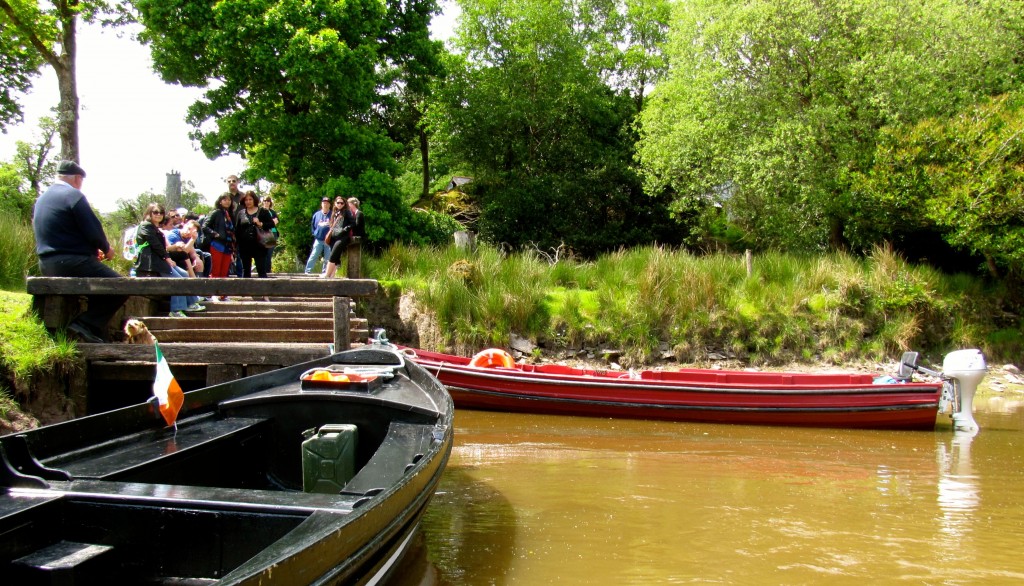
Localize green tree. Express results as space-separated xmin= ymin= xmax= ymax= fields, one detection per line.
xmin=131 ymin=0 xmax=446 ymax=253
xmin=637 ymin=0 xmax=1024 ymax=253
xmin=0 ymin=0 xmax=47 ymax=129
xmin=13 ymin=114 xmax=58 ymax=196
xmin=0 ymin=0 xmax=114 ymax=161
xmin=855 ymin=93 xmax=1024 ymax=280
xmin=429 ymin=0 xmax=677 ymax=256
xmin=0 ymin=161 xmax=32 ymax=222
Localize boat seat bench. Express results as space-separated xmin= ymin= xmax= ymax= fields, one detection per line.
xmin=50 ymin=415 xmax=272 ymax=480
xmin=342 ymin=421 xmax=435 ymax=497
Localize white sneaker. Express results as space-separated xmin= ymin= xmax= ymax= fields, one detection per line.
xmin=168 ymin=310 xmax=187 ymax=318
xmin=187 ymin=303 xmax=206 ymax=312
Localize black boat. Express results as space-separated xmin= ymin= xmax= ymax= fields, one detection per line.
xmin=0 ymin=347 xmax=454 ymax=585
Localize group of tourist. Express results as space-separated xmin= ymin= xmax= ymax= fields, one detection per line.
xmin=132 ymin=176 xmax=281 ymax=311
xmin=33 ymin=161 xmax=366 ymax=343
xmin=304 ymin=194 xmax=365 ymax=276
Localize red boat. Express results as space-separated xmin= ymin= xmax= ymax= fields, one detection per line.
xmin=399 ymin=346 xmax=988 ymax=430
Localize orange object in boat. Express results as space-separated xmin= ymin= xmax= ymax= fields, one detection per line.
xmin=469 ymin=348 xmax=515 ymax=369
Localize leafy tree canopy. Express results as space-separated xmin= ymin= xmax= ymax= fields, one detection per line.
xmin=0 ymin=0 xmax=51 ymax=129
xmin=132 ymin=0 xmax=447 ymax=253
xmin=429 ymin=0 xmax=679 ymax=256
xmin=132 ymin=0 xmax=442 ymax=186
xmin=0 ymin=0 xmax=116 ymax=160
xmin=637 ymin=0 xmax=1024 ymax=253
xmin=853 ymin=93 xmax=1024 ymax=280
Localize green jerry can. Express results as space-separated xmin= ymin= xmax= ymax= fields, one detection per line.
xmin=302 ymin=424 xmax=359 ymax=494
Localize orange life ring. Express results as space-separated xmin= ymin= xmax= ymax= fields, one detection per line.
xmin=469 ymin=348 xmax=515 ymax=369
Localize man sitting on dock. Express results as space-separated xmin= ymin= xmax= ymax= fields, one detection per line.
xmin=33 ymin=161 xmax=127 ymax=343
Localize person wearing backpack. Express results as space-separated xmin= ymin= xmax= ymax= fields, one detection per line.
xmin=134 ymin=203 xmax=204 ymax=317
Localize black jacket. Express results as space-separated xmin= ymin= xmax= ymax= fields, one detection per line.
xmin=234 ymin=207 xmax=274 ymax=246
xmin=134 ymin=222 xmax=173 ymax=275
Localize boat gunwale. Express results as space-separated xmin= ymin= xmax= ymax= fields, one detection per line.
xmin=419 ymin=361 xmax=942 ymax=396
xmin=446 ymin=384 xmax=940 ymax=412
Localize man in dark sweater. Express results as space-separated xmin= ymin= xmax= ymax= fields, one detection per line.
xmin=33 ymin=161 xmax=126 ymax=343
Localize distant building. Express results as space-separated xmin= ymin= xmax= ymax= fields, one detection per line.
xmin=444 ymin=176 xmax=473 ymax=192
xmin=165 ymin=170 xmax=182 ymax=210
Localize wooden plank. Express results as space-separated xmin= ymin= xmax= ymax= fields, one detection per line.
xmin=187 ymin=310 xmax=334 ymax=318
xmin=141 ymin=317 xmax=337 ymax=331
xmin=245 ymin=364 xmax=280 ymax=377
xmin=77 ymin=343 xmax=331 ymax=364
xmin=207 ymin=364 xmax=244 ymax=386
xmin=154 ymin=329 xmax=335 ymax=343
xmin=199 ymin=303 xmax=333 ymax=313
xmin=89 ymin=362 xmax=207 ymax=381
xmin=26 ymin=276 xmax=378 ymax=297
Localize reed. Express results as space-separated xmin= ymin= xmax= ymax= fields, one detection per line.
xmin=0 ymin=217 xmax=38 ymax=290
xmin=367 ymin=243 xmax=1018 ymax=365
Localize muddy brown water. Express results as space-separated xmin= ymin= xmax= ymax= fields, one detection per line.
xmin=405 ymin=396 xmax=1024 ymax=584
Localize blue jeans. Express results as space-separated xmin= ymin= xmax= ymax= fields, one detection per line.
xmin=168 ymin=265 xmax=199 ymax=311
xmin=305 ymin=238 xmax=328 ymax=274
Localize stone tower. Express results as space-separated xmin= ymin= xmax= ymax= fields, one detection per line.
xmin=165 ymin=170 xmax=182 ymax=211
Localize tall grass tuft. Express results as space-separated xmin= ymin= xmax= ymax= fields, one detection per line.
xmin=0 ymin=217 xmax=38 ymax=290
xmin=365 ymin=243 xmax=1020 ymax=365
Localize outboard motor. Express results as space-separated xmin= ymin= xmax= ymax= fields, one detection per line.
xmin=900 ymin=349 xmax=987 ymax=432
xmin=943 ymin=349 xmax=987 ymax=433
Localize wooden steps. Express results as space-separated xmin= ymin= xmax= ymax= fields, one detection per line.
xmin=138 ymin=297 xmax=366 ymax=345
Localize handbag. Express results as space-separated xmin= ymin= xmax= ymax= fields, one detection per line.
xmin=257 ymin=227 xmax=278 ymax=248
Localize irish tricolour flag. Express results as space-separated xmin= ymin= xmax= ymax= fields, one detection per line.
xmin=154 ymin=343 xmax=184 ymax=427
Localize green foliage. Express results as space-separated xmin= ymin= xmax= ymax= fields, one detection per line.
xmin=0 ymin=215 xmax=37 ymax=289
xmin=368 ymin=243 xmax=1021 ymax=366
xmin=853 ymin=93 xmax=1024 ymax=279
xmin=133 ymin=0 xmax=442 ymax=187
xmin=0 ymin=291 xmax=78 ymax=381
xmin=0 ymin=162 xmax=35 ymax=223
xmin=428 ymin=0 xmax=680 ymax=257
xmin=0 ymin=0 xmax=51 ymax=129
xmin=637 ymin=0 xmax=1024 ymax=253
xmin=279 ymin=171 xmax=462 ymax=262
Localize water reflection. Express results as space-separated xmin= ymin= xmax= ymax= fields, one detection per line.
xmin=936 ymin=430 xmax=979 ymax=535
xmin=416 ymin=401 xmax=1024 ymax=584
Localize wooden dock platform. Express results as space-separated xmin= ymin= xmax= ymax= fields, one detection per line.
xmin=27 ymin=276 xmax=379 ymax=414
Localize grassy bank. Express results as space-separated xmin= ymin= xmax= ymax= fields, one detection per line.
xmin=0 ymin=291 xmax=80 ymax=431
xmin=367 ymin=244 xmax=1021 ymax=367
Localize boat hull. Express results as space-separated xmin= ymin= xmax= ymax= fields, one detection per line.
xmin=406 ymin=348 xmax=942 ymax=430
xmin=0 ymin=347 xmax=454 ymax=585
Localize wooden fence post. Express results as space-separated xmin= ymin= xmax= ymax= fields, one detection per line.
xmin=333 ymin=296 xmax=351 ymax=351
xmin=745 ymin=249 xmax=753 ymax=278
xmin=346 ymin=239 xmax=362 ymax=279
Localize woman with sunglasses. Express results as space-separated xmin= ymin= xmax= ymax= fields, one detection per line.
xmin=134 ymin=203 xmax=204 ymax=317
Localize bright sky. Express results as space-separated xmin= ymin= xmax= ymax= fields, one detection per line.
xmin=0 ymin=3 xmax=459 ymax=213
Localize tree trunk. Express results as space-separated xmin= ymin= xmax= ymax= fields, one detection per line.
xmin=55 ymin=2 xmax=80 ymax=163
xmin=828 ymin=215 xmax=847 ymax=252
xmin=419 ymin=126 xmax=429 ymax=200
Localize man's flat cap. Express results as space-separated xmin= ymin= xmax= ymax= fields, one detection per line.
xmin=57 ymin=160 xmax=86 ymax=177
